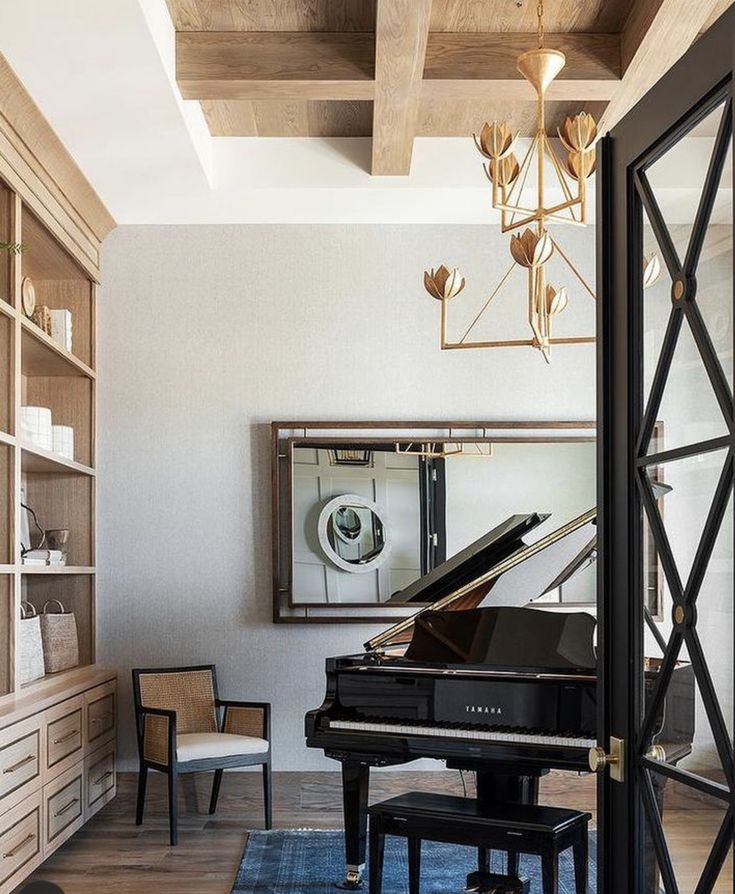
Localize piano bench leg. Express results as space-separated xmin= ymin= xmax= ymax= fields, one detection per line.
xmin=572 ymin=829 xmax=589 ymax=894
xmin=368 ymin=825 xmax=385 ymax=894
xmin=541 ymin=852 xmax=558 ymax=894
xmin=408 ymin=837 xmax=421 ymax=894
xmin=507 ymin=850 xmax=519 ymax=876
xmin=478 ymin=846 xmax=489 ymax=873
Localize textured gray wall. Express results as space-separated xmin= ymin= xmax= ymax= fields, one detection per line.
xmin=97 ymin=225 xmax=596 ymax=770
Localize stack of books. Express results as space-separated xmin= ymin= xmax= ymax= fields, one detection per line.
xmin=49 ymin=309 xmax=72 ymax=352
xmin=22 ymin=549 xmax=66 ymax=567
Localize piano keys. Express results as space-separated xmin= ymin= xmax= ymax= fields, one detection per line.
xmin=305 ymin=508 xmax=695 ymax=889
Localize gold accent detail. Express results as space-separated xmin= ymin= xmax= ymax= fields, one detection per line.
xmin=588 ymin=736 xmax=625 ymax=782
xmin=672 ymin=280 xmax=685 ymax=301
xmin=2 ymin=833 xmax=35 ymax=859
xmin=673 ymin=604 xmax=685 ymax=625
xmin=646 ymin=744 xmax=667 ymax=762
xmin=2 ymin=754 xmax=35 ymax=774
xmin=424 ymin=0 xmax=595 ymax=362
xmin=396 ymin=441 xmax=494 ymax=459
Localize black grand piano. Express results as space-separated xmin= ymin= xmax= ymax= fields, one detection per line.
xmin=305 ymin=508 xmax=694 ymax=889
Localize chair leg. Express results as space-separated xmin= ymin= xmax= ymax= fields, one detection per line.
xmin=168 ymin=770 xmax=178 ymax=846
xmin=209 ymin=769 xmax=224 ymax=815
xmin=573 ymin=832 xmax=589 ymax=894
xmin=135 ymin=764 xmax=148 ymax=825
xmin=368 ymin=825 xmax=385 ymax=894
xmin=541 ymin=853 xmax=558 ymax=894
xmin=262 ymin=759 xmax=273 ymax=830
xmin=408 ymin=837 xmax=421 ymax=894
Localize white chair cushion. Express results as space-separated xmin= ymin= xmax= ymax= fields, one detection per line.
xmin=176 ymin=732 xmax=269 ymax=763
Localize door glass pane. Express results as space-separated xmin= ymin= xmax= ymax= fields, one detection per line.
xmin=643 ymin=448 xmax=728 ymax=588
xmin=643 ymin=204 xmax=674 ymax=407
xmin=645 ymin=101 xmax=728 ymax=267
xmin=643 ymin=777 xmax=732 ymax=894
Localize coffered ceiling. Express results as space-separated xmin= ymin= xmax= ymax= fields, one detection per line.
xmin=165 ymin=0 xmax=732 ymax=174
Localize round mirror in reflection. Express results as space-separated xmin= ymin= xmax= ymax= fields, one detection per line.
xmin=318 ymin=494 xmax=391 ymax=573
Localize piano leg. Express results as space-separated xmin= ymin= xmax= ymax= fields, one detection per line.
xmin=474 ymin=770 xmax=540 ymax=880
xmin=338 ymin=760 xmax=370 ymax=890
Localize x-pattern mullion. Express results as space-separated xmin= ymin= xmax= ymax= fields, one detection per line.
xmin=683 ymin=450 xmax=733 ymax=604
xmin=639 ymin=628 xmax=684 ymax=751
xmin=684 ymin=299 xmax=735 ymax=429
xmin=637 ymin=467 xmax=685 ymax=601
xmin=692 ymin=809 xmax=734 ymax=894
xmin=636 ymin=307 xmax=685 ymax=457
xmin=640 ymin=767 xmax=681 ymax=894
xmin=635 ymin=169 xmax=683 ymax=279
xmin=685 ymin=99 xmax=733 ymax=276
xmin=685 ymin=628 xmax=735 ymax=789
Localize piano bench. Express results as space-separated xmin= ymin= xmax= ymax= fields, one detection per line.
xmin=367 ymin=792 xmax=591 ymax=894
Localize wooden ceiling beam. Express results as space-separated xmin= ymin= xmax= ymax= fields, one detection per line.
xmin=598 ymin=0 xmax=729 ymax=133
xmin=176 ymin=32 xmax=375 ymax=101
xmin=371 ymin=0 xmax=432 ymax=175
xmin=177 ymin=30 xmax=620 ymax=106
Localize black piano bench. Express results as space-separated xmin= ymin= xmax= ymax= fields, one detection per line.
xmin=367 ymin=792 xmax=591 ymax=894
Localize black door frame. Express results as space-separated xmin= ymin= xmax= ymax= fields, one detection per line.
xmin=597 ymin=8 xmax=734 ymax=893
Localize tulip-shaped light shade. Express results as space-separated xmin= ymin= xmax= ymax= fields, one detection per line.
xmin=510 ymin=229 xmax=554 ymax=268
xmin=545 ymin=284 xmax=569 ymax=316
xmin=473 ymin=121 xmax=519 ymax=160
xmin=424 ymin=265 xmax=466 ymax=301
xmin=643 ymin=254 xmax=662 ymax=289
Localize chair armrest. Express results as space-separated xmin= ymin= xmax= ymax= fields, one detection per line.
xmin=137 ymin=706 xmax=177 ymax=767
xmin=216 ymin=700 xmax=271 ymax=740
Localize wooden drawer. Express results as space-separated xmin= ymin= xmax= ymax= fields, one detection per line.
xmin=85 ymin=743 xmax=116 ymax=819
xmin=0 ymin=790 xmax=42 ymax=891
xmin=46 ymin=702 xmax=83 ymax=772
xmin=0 ymin=724 xmax=41 ymax=809
xmin=43 ymin=764 xmax=84 ymax=854
xmin=86 ymin=687 xmax=115 ymax=747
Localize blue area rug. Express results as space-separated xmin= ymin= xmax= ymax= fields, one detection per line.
xmin=232 ymin=829 xmax=597 ymax=893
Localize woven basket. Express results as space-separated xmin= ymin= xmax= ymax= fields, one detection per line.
xmin=39 ymin=600 xmax=79 ymax=674
xmin=19 ymin=602 xmax=45 ymax=684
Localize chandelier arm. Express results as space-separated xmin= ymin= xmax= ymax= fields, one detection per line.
xmin=550 ymin=237 xmax=596 ymax=299
xmin=506 ymin=140 xmax=538 ymax=228
xmin=543 ymin=132 xmax=577 ymax=207
xmin=458 ymin=262 xmax=517 ymax=344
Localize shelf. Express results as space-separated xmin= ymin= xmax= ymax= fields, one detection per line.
xmin=0 ymin=430 xmax=13 ymax=448
xmin=20 ymin=663 xmax=95 ymax=692
xmin=20 ymin=441 xmax=95 ymax=476
xmin=21 ymin=566 xmax=95 ymax=575
xmin=0 ymin=297 xmax=14 ymax=320
xmin=21 ymin=316 xmax=95 ymax=379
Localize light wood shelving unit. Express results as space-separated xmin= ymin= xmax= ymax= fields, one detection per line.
xmin=0 ymin=52 xmax=116 ymax=893
xmin=0 ymin=195 xmax=98 ymax=695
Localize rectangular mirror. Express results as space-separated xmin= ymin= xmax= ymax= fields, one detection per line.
xmin=272 ymin=421 xmax=608 ymax=623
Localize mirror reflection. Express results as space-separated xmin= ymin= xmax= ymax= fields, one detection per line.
xmin=291 ymin=440 xmax=597 ymax=606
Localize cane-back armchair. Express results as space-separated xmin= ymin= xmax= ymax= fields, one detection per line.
xmin=132 ymin=664 xmax=272 ymax=845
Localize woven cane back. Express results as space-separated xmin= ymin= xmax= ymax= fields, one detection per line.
xmin=138 ymin=670 xmax=218 ymax=734
xmin=224 ymin=706 xmax=265 ymax=738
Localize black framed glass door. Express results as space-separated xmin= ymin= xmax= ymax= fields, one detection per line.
xmin=599 ymin=8 xmax=733 ymax=893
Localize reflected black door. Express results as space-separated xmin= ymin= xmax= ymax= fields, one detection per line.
xmin=599 ymin=8 xmax=733 ymax=894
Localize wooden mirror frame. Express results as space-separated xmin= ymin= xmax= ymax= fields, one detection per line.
xmin=272 ymin=420 xmax=599 ymax=624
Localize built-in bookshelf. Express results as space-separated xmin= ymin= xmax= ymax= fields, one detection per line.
xmin=0 ymin=195 xmax=98 ymax=696
xmin=0 ymin=55 xmax=116 ymax=893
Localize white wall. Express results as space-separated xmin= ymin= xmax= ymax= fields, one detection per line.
xmin=97 ymin=224 xmax=597 ymax=770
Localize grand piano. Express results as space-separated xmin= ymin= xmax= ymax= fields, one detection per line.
xmin=305 ymin=508 xmax=694 ymax=889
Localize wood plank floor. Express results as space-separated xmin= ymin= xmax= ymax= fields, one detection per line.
xmin=16 ymin=770 xmax=730 ymax=893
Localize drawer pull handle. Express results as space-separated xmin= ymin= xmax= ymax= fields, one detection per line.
xmin=2 ymin=754 xmax=35 ymax=774
xmin=94 ymin=770 xmax=113 ymax=786
xmin=53 ymin=729 xmax=80 ymax=745
xmin=54 ymin=797 xmax=80 ymax=818
xmin=2 ymin=832 xmax=35 ymax=859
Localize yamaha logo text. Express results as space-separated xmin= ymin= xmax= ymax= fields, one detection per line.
xmin=465 ymin=704 xmax=502 ymax=715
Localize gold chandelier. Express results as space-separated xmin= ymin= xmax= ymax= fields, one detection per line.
xmin=424 ymin=0 xmax=597 ymax=363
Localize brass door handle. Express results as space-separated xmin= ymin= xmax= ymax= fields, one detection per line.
xmin=2 ymin=754 xmax=35 ymax=774
xmin=646 ymin=744 xmax=667 ymax=762
xmin=93 ymin=770 xmax=113 ymax=786
xmin=588 ymin=736 xmax=625 ymax=782
xmin=53 ymin=729 xmax=80 ymax=745
xmin=2 ymin=832 xmax=34 ymax=859
xmin=54 ymin=797 xmax=80 ymax=817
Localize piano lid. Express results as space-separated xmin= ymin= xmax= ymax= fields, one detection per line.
xmin=388 ymin=512 xmax=549 ymax=606
xmin=404 ymin=606 xmax=597 ymax=672
xmin=365 ymin=507 xmax=596 ymax=652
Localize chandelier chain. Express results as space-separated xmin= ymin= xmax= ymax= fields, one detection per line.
xmin=537 ymin=0 xmax=545 ymax=48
